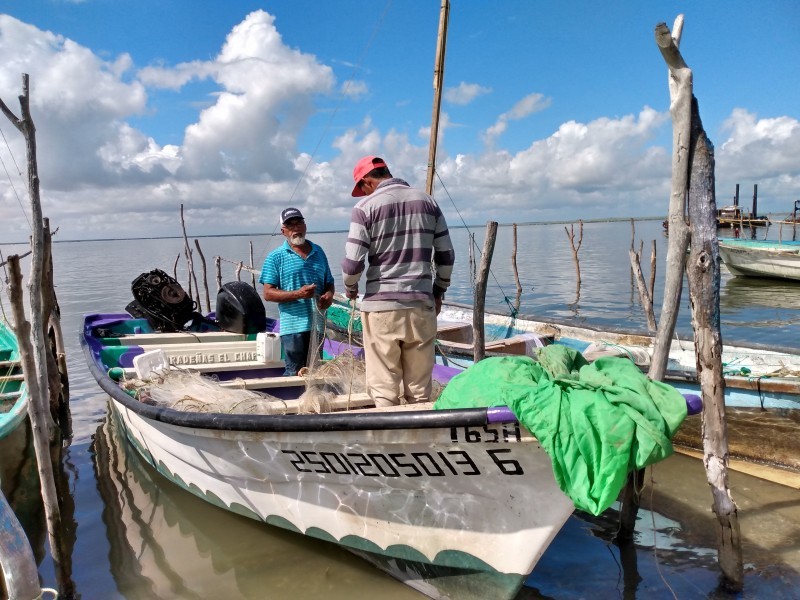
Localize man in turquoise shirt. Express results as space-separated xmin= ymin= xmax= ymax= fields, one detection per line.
xmin=260 ymin=207 xmax=335 ymax=376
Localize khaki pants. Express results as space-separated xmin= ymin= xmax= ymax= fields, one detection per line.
xmin=362 ymin=306 xmax=437 ymax=407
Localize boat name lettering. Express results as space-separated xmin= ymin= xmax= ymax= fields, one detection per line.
xmin=169 ymin=351 xmax=258 ymax=365
xmin=450 ymin=423 xmax=522 ymax=444
xmin=280 ymin=448 xmax=523 ymax=477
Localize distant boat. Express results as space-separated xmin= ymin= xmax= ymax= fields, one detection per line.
xmin=0 ymin=320 xmax=29 ymax=439
xmin=718 ymin=239 xmax=800 ymax=281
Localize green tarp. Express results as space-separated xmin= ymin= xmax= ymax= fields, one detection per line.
xmin=434 ymin=345 xmax=687 ymax=515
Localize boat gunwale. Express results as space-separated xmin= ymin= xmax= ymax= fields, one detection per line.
xmin=441 ymin=300 xmax=800 ymax=360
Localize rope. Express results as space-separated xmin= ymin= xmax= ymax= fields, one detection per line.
xmin=0 ymin=124 xmax=32 ymax=229
xmin=434 ymin=171 xmax=518 ymax=322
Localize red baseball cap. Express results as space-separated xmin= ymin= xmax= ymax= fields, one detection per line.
xmin=351 ymin=156 xmax=387 ymax=197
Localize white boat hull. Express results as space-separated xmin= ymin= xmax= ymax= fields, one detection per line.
xmin=719 ymin=241 xmax=800 ymax=281
xmin=112 ymin=398 xmax=573 ymax=599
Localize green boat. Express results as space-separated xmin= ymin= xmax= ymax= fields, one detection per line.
xmin=0 ymin=320 xmax=28 ymax=439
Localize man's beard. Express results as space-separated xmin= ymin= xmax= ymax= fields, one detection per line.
xmin=290 ymin=233 xmax=306 ymax=245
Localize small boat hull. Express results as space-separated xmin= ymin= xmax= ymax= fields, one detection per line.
xmin=0 ymin=321 xmax=28 ymax=440
xmin=719 ymin=240 xmax=800 ymax=281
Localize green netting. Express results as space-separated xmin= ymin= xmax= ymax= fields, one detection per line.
xmin=435 ymin=345 xmax=687 ymax=515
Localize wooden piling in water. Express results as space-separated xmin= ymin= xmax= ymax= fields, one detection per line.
xmin=473 ymin=222 xmax=498 ymax=363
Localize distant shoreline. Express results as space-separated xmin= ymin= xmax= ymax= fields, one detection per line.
xmin=2 ymin=215 xmax=668 ymax=245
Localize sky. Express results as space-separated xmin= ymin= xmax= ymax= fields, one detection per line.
xmin=0 ymin=0 xmax=798 ymax=243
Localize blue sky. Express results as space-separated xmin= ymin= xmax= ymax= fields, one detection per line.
xmin=0 ymin=0 xmax=798 ymax=242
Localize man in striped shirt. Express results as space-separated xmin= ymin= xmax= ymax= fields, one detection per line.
xmin=342 ymin=156 xmax=455 ymax=407
xmin=260 ymin=207 xmax=335 ymax=376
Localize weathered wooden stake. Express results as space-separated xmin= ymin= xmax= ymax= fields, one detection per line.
xmin=629 ymin=246 xmax=657 ymax=332
xmin=215 ymin=256 xmax=222 ymax=292
xmin=42 ymin=218 xmax=69 ymax=424
xmin=194 ymin=239 xmax=211 ymax=313
xmin=7 ymin=256 xmax=66 ymax=591
xmin=564 ymin=221 xmax=583 ymax=295
xmin=511 ymin=224 xmax=522 ymax=310
xmin=685 ymin=94 xmax=743 ymax=591
xmin=649 ymin=240 xmax=657 ymax=301
xmin=473 ymin=222 xmax=498 ymax=363
xmin=249 ymin=241 xmax=257 ymax=289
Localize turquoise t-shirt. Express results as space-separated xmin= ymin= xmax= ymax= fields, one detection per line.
xmin=259 ymin=240 xmax=334 ymax=336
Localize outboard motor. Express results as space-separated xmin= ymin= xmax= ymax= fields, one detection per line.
xmin=126 ymin=269 xmax=198 ymax=332
xmin=216 ymin=281 xmax=267 ymax=334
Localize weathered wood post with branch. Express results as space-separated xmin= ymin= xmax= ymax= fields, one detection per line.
xmin=473 ymin=221 xmax=498 ymax=363
xmin=564 ymin=221 xmax=583 ymax=294
xmin=623 ymin=17 xmax=745 ymax=590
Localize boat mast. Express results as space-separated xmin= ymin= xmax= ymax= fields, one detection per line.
xmin=425 ymin=0 xmax=449 ymax=196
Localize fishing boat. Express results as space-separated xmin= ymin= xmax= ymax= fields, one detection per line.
xmin=329 ymin=296 xmax=800 ymax=475
xmin=80 ymin=265 xmax=706 ymax=600
xmin=81 ymin=309 xmax=576 ymax=599
xmin=718 ymin=239 xmax=800 ymax=281
xmin=0 ymin=320 xmax=29 ymax=439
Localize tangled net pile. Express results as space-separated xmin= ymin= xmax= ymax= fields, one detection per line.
xmin=124 ymin=348 xmax=371 ymax=415
xmin=124 ymin=307 xmax=442 ymax=415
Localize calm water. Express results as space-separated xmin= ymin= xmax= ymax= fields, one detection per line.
xmin=2 ymin=219 xmax=800 ymax=599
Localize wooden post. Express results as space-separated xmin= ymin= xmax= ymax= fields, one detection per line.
xmin=564 ymin=221 xmax=583 ymax=293
xmin=215 ymin=256 xmax=223 ymax=292
xmin=7 ymin=256 xmax=67 ymax=591
xmin=685 ymin=95 xmax=743 ymax=591
xmin=468 ymin=232 xmax=476 ymax=287
xmin=180 ymin=204 xmax=200 ymax=306
xmin=649 ymin=16 xmax=691 ymax=383
xmin=629 ymin=244 xmax=657 ymax=332
xmin=511 ymin=224 xmax=522 ymax=310
xmin=249 ymin=241 xmax=257 ymax=289
xmin=194 ymin=239 xmax=211 ymax=313
xmin=620 ymin=14 xmax=692 ymax=542
xmin=473 ymin=222 xmax=498 ymax=363
xmin=41 ymin=218 xmax=69 ymax=424
xmin=649 ymin=240 xmax=657 ymax=301
xmin=425 ymin=0 xmax=450 ymax=196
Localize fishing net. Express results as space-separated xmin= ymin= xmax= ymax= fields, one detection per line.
xmin=124 ymin=370 xmax=287 ymax=415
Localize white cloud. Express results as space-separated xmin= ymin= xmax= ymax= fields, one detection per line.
xmin=1 ymin=12 xmax=799 ymax=244
xmin=444 ymin=82 xmax=491 ymax=106
xmin=340 ymin=80 xmax=368 ymax=99
xmin=483 ymin=92 xmax=551 ymax=145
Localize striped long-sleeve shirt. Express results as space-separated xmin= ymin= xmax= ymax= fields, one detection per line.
xmin=341 ymin=178 xmax=455 ymax=312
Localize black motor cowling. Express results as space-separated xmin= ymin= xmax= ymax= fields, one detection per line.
xmin=215 ymin=281 xmax=267 ymax=334
xmin=126 ymin=269 xmax=197 ymax=332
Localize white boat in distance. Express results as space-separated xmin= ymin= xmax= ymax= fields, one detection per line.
xmin=719 ymin=239 xmax=800 ymax=281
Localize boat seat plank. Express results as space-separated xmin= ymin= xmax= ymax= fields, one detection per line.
xmin=113 ymin=332 xmax=251 ymax=346
xmin=0 ymin=391 xmax=22 ymax=402
xmin=219 ymin=375 xmax=325 ymax=390
xmin=0 ymin=360 xmax=20 ymax=369
xmin=274 ymin=392 xmax=374 ymax=414
xmin=0 ymin=373 xmax=25 ymax=383
xmin=121 ymin=359 xmax=284 ymax=378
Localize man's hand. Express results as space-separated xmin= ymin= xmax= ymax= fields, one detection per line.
xmin=296 ymin=283 xmax=317 ymax=300
xmin=346 ymin=287 xmax=358 ymax=301
xmin=318 ymin=290 xmax=334 ymax=310
xmin=435 ymin=295 xmax=443 ymax=315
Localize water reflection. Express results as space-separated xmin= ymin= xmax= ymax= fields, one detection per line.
xmin=721 ymin=276 xmax=800 ymax=311
xmin=90 ymin=405 xmax=420 ymax=600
